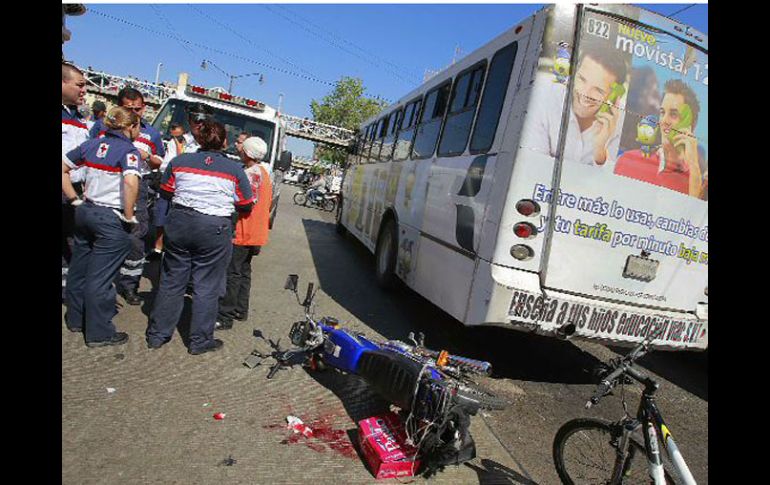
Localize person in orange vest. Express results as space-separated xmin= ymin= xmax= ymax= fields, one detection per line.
xmin=216 ymin=136 xmax=272 ymax=329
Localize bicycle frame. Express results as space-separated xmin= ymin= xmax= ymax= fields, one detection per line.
xmin=612 ymin=384 xmax=697 ymax=485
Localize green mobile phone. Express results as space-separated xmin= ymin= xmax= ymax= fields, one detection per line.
xmin=599 ymin=82 xmax=626 ymax=113
xmin=667 ymin=103 xmax=693 ymax=143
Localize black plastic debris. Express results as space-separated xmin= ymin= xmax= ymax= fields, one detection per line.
xmin=219 ymin=455 xmax=237 ymax=466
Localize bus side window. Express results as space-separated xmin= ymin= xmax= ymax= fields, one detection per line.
xmin=381 ymin=107 xmax=402 ymax=162
xmin=411 ymin=81 xmax=452 ymax=160
xmin=469 ymin=41 xmax=519 ymax=154
xmin=438 ymin=61 xmax=487 ymax=157
xmin=372 ymin=114 xmax=390 ymax=162
xmin=362 ymin=123 xmax=375 ymax=163
xmin=393 ymin=98 xmax=422 ymax=162
xmin=367 ymin=119 xmax=383 ymax=163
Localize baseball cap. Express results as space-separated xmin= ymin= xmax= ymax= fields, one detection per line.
xmin=242 ymin=136 xmax=267 ymax=161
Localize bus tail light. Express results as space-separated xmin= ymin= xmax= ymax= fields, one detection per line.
xmin=510 ymin=245 xmax=534 ymax=261
xmin=516 ymin=199 xmax=540 ymax=217
xmin=514 ymin=222 xmax=537 ymax=239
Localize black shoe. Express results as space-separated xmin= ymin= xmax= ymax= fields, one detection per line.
xmin=234 ymin=312 xmax=247 ymax=321
xmin=86 ymin=332 xmax=129 ymax=348
xmin=67 ymin=326 xmax=82 ymax=333
xmin=120 ymin=289 xmax=143 ymax=306
xmin=188 ymin=339 xmax=224 ymax=355
xmin=215 ymin=320 xmax=233 ymax=331
xmin=147 ymin=339 xmax=166 ymax=349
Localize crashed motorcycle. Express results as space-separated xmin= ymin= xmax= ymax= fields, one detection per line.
xmin=266 ymin=274 xmax=509 ymax=476
xmin=293 ymin=188 xmax=337 ymax=212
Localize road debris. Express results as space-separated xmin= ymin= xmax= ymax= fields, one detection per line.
xmin=219 ymin=455 xmax=237 ymax=466
xmin=213 ymin=412 xmax=226 ymax=420
xmin=286 ymin=415 xmax=314 ymax=438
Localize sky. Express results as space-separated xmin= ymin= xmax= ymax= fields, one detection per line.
xmin=65 ymin=3 xmax=708 ymax=158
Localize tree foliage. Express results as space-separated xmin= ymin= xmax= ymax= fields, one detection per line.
xmin=310 ymin=76 xmax=388 ymax=165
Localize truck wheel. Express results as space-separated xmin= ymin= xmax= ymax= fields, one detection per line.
xmin=374 ymin=219 xmax=398 ymax=290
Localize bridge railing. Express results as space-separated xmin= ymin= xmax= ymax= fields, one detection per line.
xmin=80 ymin=67 xmax=176 ymax=105
xmin=280 ymin=114 xmax=355 ymax=149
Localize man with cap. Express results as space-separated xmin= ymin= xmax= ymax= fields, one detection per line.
xmin=90 ymin=87 xmax=166 ymax=305
xmin=216 ymin=136 xmax=272 ymax=329
xmin=62 ymin=63 xmax=90 ymax=302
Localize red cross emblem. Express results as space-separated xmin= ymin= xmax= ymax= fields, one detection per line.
xmin=205 ymin=156 xmax=213 ymax=166
xmin=96 ymin=143 xmax=109 ymax=159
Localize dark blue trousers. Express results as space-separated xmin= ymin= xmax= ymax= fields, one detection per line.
xmin=117 ymin=178 xmax=151 ymax=293
xmin=65 ymin=203 xmax=132 ymax=342
xmin=147 ymin=205 xmax=233 ymax=352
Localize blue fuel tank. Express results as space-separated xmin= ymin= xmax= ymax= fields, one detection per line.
xmin=322 ymin=328 xmax=380 ymax=373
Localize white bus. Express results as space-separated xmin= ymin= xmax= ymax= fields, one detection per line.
xmin=151 ymin=74 xmax=293 ymax=228
xmin=338 ymin=4 xmax=708 ymax=351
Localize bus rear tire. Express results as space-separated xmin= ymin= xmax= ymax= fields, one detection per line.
xmin=375 ymin=219 xmax=398 ymax=290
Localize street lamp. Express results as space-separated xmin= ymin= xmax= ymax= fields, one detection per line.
xmin=155 ymin=62 xmax=163 ymax=86
xmin=201 ymin=59 xmax=264 ymax=94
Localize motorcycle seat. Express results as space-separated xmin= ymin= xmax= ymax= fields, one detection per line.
xmin=356 ymin=349 xmax=423 ymax=410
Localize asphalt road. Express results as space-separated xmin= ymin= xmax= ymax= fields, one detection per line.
xmin=62 ymin=184 xmax=707 ymax=484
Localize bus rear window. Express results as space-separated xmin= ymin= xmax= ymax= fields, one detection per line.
xmin=470 ymin=41 xmax=518 ymax=154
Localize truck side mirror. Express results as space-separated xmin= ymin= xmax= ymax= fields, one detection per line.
xmin=276 ymin=150 xmax=293 ymax=172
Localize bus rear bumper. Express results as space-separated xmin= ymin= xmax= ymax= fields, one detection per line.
xmin=466 ymin=261 xmax=708 ymax=351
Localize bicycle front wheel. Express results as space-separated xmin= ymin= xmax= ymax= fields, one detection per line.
xmin=553 ymin=418 xmax=676 ymax=485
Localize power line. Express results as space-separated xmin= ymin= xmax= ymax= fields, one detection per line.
xmin=89 ymin=7 xmax=394 ymax=103
xmin=186 ymin=4 xmax=318 ymax=79
xmin=261 ymin=4 xmax=418 ymax=88
xmin=272 ymin=4 xmax=421 ymax=85
xmin=149 ymin=5 xmax=196 ymax=57
xmin=668 ymin=4 xmax=697 ymax=19
xmin=89 ymin=7 xmax=336 ymax=87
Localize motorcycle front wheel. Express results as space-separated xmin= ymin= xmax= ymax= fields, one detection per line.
xmin=293 ymin=192 xmax=307 ymax=206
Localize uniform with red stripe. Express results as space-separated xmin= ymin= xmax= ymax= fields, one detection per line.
xmin=91 ymin=118 xmax=166 ymax=175
xmin=62 ymin=105 xmax=90 ymax=185
xmin=63 ymin=130 xmax=142 ymax=209
xmin=160 ymin=151 xmax=255 ymax=217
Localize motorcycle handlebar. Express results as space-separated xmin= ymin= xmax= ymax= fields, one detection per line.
xmin=303 ymin=283 xmax=314 ymax=307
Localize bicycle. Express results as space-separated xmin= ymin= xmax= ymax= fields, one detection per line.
xmin=552 ymin=341 xmax=698 ymax=484
xmin=263 ymin=274 xmax=509 ymax=476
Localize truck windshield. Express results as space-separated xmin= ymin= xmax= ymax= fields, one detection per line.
xmin=152 ymin=99 xmax=275 ymax=160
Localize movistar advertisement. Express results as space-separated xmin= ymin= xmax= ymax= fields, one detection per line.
xmin=518 ymin=6 xmax=707 ymax=342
